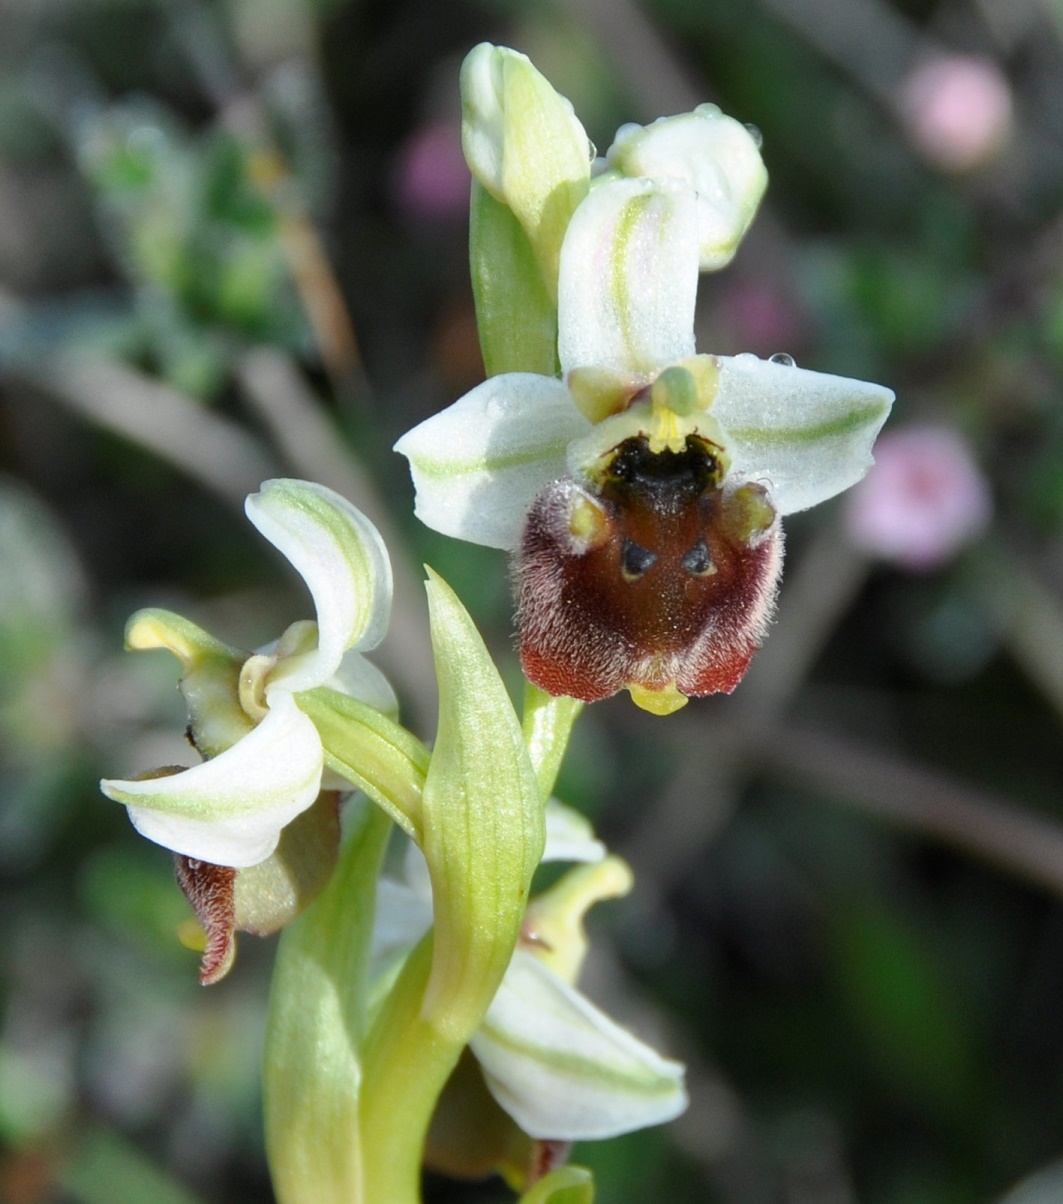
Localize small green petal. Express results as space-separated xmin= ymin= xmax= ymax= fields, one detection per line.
xmin=125 ymin=608 xmax=251 ymax=759
xmin=470 ymin=181 xmax=559 ymax=378
xmin=523 ymin=856 xmax=633 ymax=985
xmin=246 ymin=479 xmax=393 ymax=694
xmin=518 ymin=1166 xmax=595 ymax=1204
xmin=297 ymin=686 xmax=429 ymax=841
xmin=101 ymin=692 xmax=323 ymax=868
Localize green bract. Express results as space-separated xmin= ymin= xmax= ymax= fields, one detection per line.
xmin=100 ymin=479 xmax=395 ymax=868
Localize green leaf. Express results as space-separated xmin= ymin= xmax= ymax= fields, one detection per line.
xmin=61 ymin=1125 xmax=205 ymax=1204
xmin=298 ymin=686 xmax=429 ymax=840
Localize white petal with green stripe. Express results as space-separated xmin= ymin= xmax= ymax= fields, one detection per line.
xmin=713 ymin=354 xmax=895 ymax=515
xmin=557 ymin=177 xmax=699 ymax=377
xmin=101 ymin=692 xmax=323 ymax=868
xmin=606 ymin=105 xmax=768 ymax=271
xmin=471 ymin=950 xmax=687 ymax=1140
xmin=246 ymin=479 xmax=393 ymax=694
xmin=394 ymin=374 xmax=587 ymax=550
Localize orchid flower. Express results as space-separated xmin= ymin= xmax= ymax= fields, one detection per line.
xmin=101 ymin=478 xmax=394 ymax=869
xmin=373 ymin=799 xmax=686 ymax=1155
xmin=396 ymin=173 xmax=894 ymax=714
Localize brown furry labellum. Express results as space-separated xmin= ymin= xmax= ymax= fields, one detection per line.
xmin=516 ymin=433 xmax=783 ymax=710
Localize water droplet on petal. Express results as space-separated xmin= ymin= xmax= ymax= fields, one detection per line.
xmin=745 ymin=123 xmax=764 ymax=149
xmin=769 ymin=352 xmax=796 ymax=367
xmin=734 ymin=352 xmax=760 ymax=364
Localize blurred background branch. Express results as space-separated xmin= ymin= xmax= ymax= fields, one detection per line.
xmin=3 ymin=0 xmax=1063 ymax=1201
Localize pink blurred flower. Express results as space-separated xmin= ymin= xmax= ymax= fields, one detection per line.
xmin=899 ymin=54 xmax=1013 ymax=172
xmin=845 ymin=425 xmax=991 ymax=570
xmin=393 ymin=119 xmax=470 ymax=222
xmin=721 ymin=280 xmax=804 ymax=353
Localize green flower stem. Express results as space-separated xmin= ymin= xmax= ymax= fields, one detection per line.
xmin=357 ymin=934 xmax=455 ymax=1203
xmin=522 ymin=683 xmax=583 ymax=801
xmin=264 ymin=800 xmax=392 ymax=1204
xmin=298 ymin=687 xmax=430 ymax=841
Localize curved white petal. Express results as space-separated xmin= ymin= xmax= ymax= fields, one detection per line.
xmin=100 ymin=694 xmax=323 ymax=868
xmin=606 ymin=105 xmax=768 ymax=271
xmin=326 ymin=649 xmax=399 ymax=719
xmin=557 ymin=177 xmax=699 ymax=377
xmin=543 ymin=799 xmax=605 ymax=863
xmin=246 ymin=480 xmax=393 ymax=694
xmin=713 ymin=354 xmax=895 ymax=515
xmin=472 ymin=951 xmax=687 ymax=1140
xmin=394 ymin=374 xmax=587 ymax=550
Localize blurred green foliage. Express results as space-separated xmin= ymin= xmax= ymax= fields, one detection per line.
xmin=3 ymin=0 xmax=1063 ymax=1202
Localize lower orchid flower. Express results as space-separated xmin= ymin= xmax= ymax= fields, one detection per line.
xmin=101 ymin=478 xmax=396 ymax=980
xmin=373 ymin=797 xmax=686 ymax=1177
xmin=396 ymin=175 xmax=894 ymax=714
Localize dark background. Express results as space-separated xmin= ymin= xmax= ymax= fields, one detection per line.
xmin=2 ymin=0 xmax=1063 ymax=1200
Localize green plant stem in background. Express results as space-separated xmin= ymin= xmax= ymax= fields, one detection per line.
xmin=522 ymin=683 xmax=583 ymax=801
xmin=265 ymin=572 xmax=547 ymax=1203
xmin=264 ymin=801 xmax=391 ymax=1204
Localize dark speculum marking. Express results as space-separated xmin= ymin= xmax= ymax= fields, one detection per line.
xmin=621 ymin=539 xmax=658 ymax=580
xmin=681 ymin=538 xmax=714 ymax=576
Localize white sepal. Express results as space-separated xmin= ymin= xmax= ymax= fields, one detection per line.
xmin=472 ymin=950 xmax=688 ymax=1141
xmin=101 ymin=693 xmax=323 ymax=868
xmin=394 ymin=374 xmax=587 ymax=550
xmin=712 ymin=354 xmax=895 ymax=515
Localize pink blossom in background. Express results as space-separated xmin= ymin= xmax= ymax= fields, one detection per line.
xmin=899 ymin=54 xmax=1013 ymax=172
xmin=845 ymin=425 xmax=992 ymax=570
xmin=393 ymin=120 xmax=470 ymax=222
xmin=722 ymin=280 xmax=804 ymax=354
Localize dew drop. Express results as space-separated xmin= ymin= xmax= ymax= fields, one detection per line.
xmin=769 ymin=352 xmax=796 ymax=367
xmin=745 ymin=123 xmax=764 ymax=149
